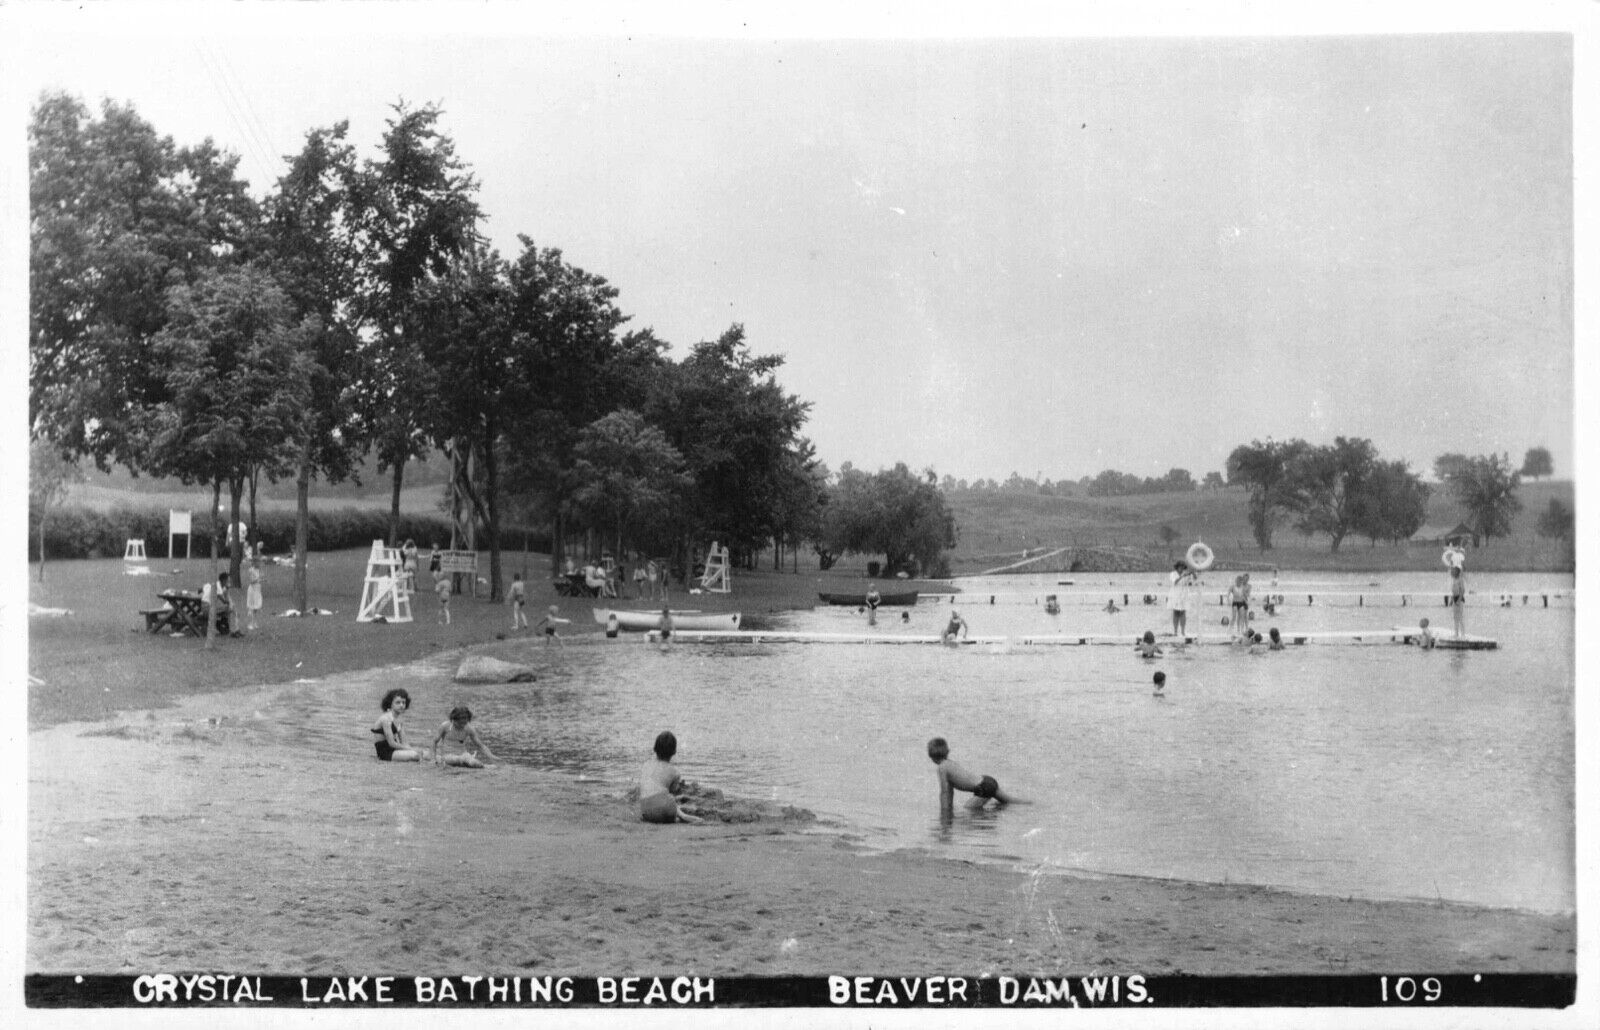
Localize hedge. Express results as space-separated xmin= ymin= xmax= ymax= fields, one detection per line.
xmin=27 ymin=504 xmax=549 ymax=562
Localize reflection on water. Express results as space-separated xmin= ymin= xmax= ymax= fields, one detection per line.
xmin=289 ymin=572 xmax=1575 ymax=914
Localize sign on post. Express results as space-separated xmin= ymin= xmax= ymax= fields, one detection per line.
xmin=440 ymin=550 xmax=479 ymax=597
xmin=168 ymin=509 xmax=193 ymax=560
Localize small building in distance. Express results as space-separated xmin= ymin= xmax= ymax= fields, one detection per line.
xmin=1412 ymin=521 xmax=1475 ymax=547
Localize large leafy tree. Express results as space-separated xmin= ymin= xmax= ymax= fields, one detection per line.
xmin=645 ymin=325 xmax=814 ymax=566
xmin=1225 ymin=438 xmax=1310 ymax=551
xmin=568 ymin=409 xmax=691 ymax=561
xmin=1282 ymin=437 xmax=1378 ymax=553
xmin=29 ymin=92 xmax=258 ymax=467
xmin=348 ymin=102 xmax=481 ymax=542
xmin=1351 ymin=459 xmax=1431 ymax=546
xmin=143 ymin=267 xmax=315 ymax=597
xmin=1520 ymin=446 xmax=1553 ymax=481
xmin=1535 ymin=497 xmax=1573 ymax=540
xmin=821 ymin=463 xmax=957 ymax=577
xmin=1436 ymin=453 xmax=1522 ymax=545
xmin=261 ymin=122 xmax=370 ymax=608
xmin=498 ymin=239 xmax=635 ymax=571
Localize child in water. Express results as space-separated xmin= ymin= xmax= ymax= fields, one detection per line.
xmin=1153 ymin=671 xmax=1167 ymax=694
xmin=638 ymin=731 xmax=703 ymax=824
xmin=432 ymin=706 xmax=499 ymax=768
xmin=1136 ymin=630 xmax=1163 ymax=657
xmin=372 ymin=688 xmax=423 ymax=762
xmin=1414 ymin=617 xmax=1437 ymax=650
xmin=941 ymin=610 xmax=969 ymax=645
xmin=1267 ymin=627 xmax=1285 ymax=651
xmin=927 ymin=737 xmax=1026 ymax=811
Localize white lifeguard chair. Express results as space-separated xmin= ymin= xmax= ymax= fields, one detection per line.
xmin=356 ymin=540 xmax=413 ymax=623
xmin=700 ymin=541 xmax=731 ymax=594
xmin=123 ymin=539 xmax=147 ymax=562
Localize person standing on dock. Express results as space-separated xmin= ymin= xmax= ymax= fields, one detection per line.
xmin=1167 ymin=561 xmax=1193 ymax=638
xmin=1449 ymin=565 xmax=1467 ymax=638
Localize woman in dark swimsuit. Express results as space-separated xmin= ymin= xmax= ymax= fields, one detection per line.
xmin=372 ymin=688 xmax=422 ymax=762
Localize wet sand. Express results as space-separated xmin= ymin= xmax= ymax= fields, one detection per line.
xmin=27 ymin=662 xmax=1575 ymax=980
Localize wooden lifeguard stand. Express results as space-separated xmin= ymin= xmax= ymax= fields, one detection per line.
xmin=700 ymin=541 xmax=731 ymax=594
xmin=356 ymin=540 xmax=413 ymax=623
xmin=123 ymin=539 xmax=147 ymax=562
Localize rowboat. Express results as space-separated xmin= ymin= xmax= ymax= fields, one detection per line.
xmin=592 ymin=608 xmax=742 ymax=632
xmin=817 ymin=591 xmax=920 ymax=607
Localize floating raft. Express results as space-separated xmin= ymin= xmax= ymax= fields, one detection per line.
xmin=650 ymin=629 xmax=1498 ymax=648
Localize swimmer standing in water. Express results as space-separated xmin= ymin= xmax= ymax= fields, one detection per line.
xmin=940 ymin=610 xmax=968 ymax=645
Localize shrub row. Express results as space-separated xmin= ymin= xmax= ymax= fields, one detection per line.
xmin=27 ymin=504 xmax=549 ymax=562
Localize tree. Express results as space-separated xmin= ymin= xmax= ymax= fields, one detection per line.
xmin=30 ymin=92 xmax=259 ymax=470
xmin=1351 ymin=459 xmax=1431 ymax=546
xmin=1535 ymin=498 xmax=1573 ymax=540
xmin=1158 ymin=524 xmax=1180 ymax=556
xmin=568 ymin=410 xmax=691 ymax=561
xmin=821 ymin=463 xmax=957 ymax=577
xmin=29 ymin=438 xmax=84 ymax=582
xmin=1282 ymin=437 xmax=1378 ymax=552
xmin=1226 ymin=438 xmax=1310 ymax=551
xmin=348 ymin=102 xmax=481 ymax=543
xmin=1520 ymin=447 xmax=1553 ymax=481
xmin=262 ymin=121 xmax=370 ymax=610
xmin=1202 ymin=471 xmax=1225 ymax=491
xmin=1437 ymin=453 xmax=1522 ymax=545
xmin=142 ymin=267 xmax=315 ymax=614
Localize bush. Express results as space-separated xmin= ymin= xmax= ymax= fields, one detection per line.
xmin=28 ymin=503 xmax=549 ymax=562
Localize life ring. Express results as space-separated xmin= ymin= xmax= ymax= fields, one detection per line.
xmin=1442 ymin=547 xmax=1465 ymax=570
xmin=1186 ymin=541 xmax=1214 ymax=571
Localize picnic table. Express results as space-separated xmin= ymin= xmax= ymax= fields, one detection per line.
xmin=143 ymin=590 xmax=229 ymax=636
xmin=553 ymin=573 xmax=602 ymax=598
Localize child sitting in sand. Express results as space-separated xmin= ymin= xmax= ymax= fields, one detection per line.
xmin=638 ymin=731 xmax=703 ymax=824
xmin=927 ymin=737 xmax=1025 ymax=811
xmin=1136 ymin=630 xmax=1163 ymax=658
xmin=432 ymin=706 xmax=499 ymax=768
xmin=535 ymin=604 xmax=569 ymax=647
xmin=372 ymin=688 xmax=423 ymax=762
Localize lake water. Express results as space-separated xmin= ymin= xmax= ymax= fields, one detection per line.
xmin=359 ymin=571 xmax=1577 ymax=914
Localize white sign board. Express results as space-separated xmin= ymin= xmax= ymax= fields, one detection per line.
xmin=169 ymin=509 xmax=192 ymax=535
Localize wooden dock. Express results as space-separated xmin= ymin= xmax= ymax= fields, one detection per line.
xmin=651 ymin=629 xmax=1499 ymax=649
xmin=917 ymin=589 xmax=1568 ymax=610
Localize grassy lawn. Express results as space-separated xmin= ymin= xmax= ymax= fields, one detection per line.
xmin=25 ymin=549 xmax=944 ymax=729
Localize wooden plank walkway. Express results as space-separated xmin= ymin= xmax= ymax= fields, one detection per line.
xmin=653 ymin=629 xmax=1499 ymax=648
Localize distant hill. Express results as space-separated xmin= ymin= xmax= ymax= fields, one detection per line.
xmin=941 ymin=480 xmax=1575 ymax=574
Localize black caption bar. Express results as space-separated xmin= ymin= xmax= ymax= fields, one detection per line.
xmin=24 ymin=973 xmax=1577 ymax=1009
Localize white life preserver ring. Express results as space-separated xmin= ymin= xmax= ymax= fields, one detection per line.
xmin=1442 ymin=546 xmax=1465 ymax=570
xmin=1186 ymin=541 xmax=1215 ymax=571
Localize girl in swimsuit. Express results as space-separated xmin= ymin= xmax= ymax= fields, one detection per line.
xmin=432 ymin=706 xmax=498 ymax=768
xmin=372 ymin=688 xmax=422 ymax=762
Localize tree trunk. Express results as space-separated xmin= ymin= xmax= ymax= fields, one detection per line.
xmin=37 ymin=515 xmax=46 ymax=583
xmin=206 ymin=479 xmax=221 ymax=651
xmin=229 ymin=477 xmax=245 ymax=589
xmin=482 ymin=420 xmax=502 ymax=602
xmin=389 ymin=458 xmax=406 ymax=545
xmin=295 ymin=459 xmax=311 ymax=612
xmin=248 ymin=467 xmax=260 ymax=559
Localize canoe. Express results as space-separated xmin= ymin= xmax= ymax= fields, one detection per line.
xmin=592 ymin=608 xmax=741 ymax=632
xmin=817 ymin=591 xmax=920 ymax=607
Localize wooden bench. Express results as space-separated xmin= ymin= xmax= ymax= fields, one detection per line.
xmin=141 ymin=607 xmax=172 ymax=633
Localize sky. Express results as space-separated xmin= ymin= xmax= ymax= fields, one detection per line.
xmin=2 ymin=3 xmax=1587 ymax=487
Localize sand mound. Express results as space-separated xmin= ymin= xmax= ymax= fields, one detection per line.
xmin=453 ymin=655 xmax=537 ymax=683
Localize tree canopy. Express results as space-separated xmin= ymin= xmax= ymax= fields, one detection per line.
xmin=1436 ymin=453 xmax=1522 ymax=545
xmin=820 ymin=463 xmax=956 ymax=578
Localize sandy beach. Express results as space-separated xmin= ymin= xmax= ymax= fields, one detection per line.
xmin=27 ymin=649 xmax=1575 ymax=982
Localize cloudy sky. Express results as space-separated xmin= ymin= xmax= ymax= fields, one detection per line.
xmin=4 ymin=4 xmax=1584 ymax=486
